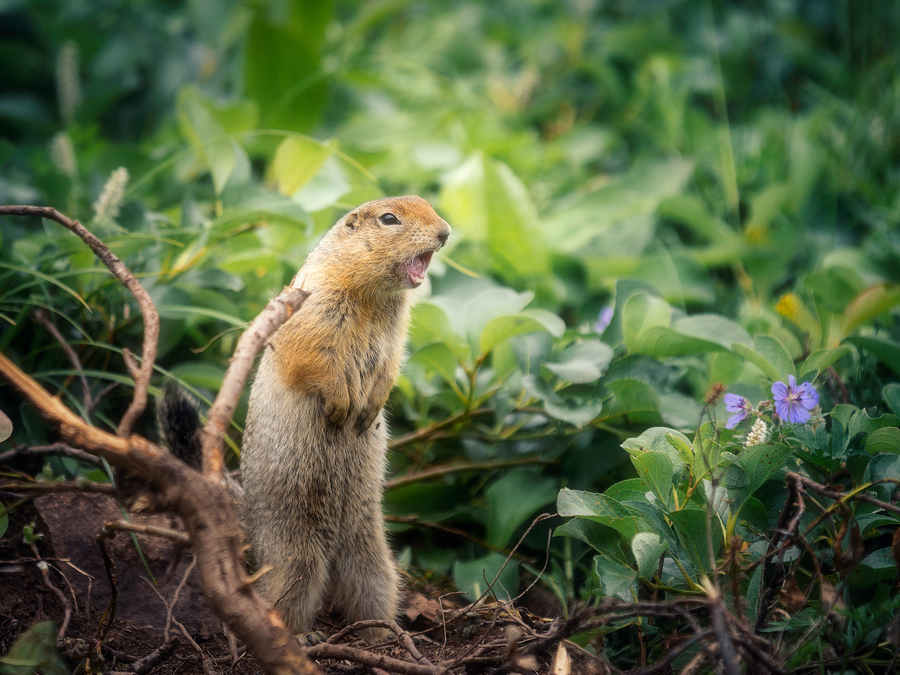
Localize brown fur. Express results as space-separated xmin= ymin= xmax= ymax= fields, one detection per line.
xmin=241 ymin=196 xmax=450 ymax=641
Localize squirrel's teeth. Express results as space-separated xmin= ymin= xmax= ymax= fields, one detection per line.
xmin=407 ymin=251 xmax=433 ymax=285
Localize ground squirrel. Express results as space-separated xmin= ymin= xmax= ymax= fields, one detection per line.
xmin=241 ymin=196 xmax=450 ymax=640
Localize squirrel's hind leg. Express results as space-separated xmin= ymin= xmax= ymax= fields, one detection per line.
xmin=328 ymin=514 xmax=400 ymax=642
xmin=256 ymin=541 xmax=331 ymax=636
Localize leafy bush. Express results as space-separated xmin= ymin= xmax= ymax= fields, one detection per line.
xmin=3 ymin=0 xmax=900 ymax=670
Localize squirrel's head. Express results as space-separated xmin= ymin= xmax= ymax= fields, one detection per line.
xmin=330 ymin=195 xmax=451 ymax=292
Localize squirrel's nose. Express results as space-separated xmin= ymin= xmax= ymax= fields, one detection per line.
xmin=436 ymin=222 xmax=450 ymax=247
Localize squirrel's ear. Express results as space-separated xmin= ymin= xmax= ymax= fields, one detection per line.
xmin=345 ymin=211 xmax=358 ymax=229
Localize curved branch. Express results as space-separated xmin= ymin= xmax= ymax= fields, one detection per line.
xmin=0 ymin=205 xmax=158 ymax=437
xmin=0 ymin=350 xmax=317 ymax=675
xmin=200 ymin=288 xmax=308 ymax=478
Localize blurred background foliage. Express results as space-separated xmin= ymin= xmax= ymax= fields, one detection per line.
xmin=3 ymin=0 xmax=900 ymax=669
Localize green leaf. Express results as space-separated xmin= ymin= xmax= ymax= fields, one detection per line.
xmin=845 ymin=336 xmax=900 ymax=376
xmin=409 ymin=343 xmax=459 ymax=389
xmin=800 ymin=346 xmax=851 ymax=375
xmin=0 ymin=621 xmax=69 ymax=675
xmin=600 ymin=379 xmax=662 ymax=423
xmin=0 ymin=504 xmax=7 ymax=539
xmin=621 ymin=427 xmax=688 ymax=476
xmin=865 ymin=428 xmax=900 ymax=454
xmin=485 ymin=470 xmax=557 ymax=548
xmin=244 ymin=1 xmax=332 ymax=133
xmin=453 ymin=552 xmax=519 ymax=602
xmin=732 ymin=335 xmax=795 ymax=381
xmin=631 ymin=532 xmax=667 ymax=580
xmin=631 ymin=452 xmax=675 ymax=511
xmin=271 ymin=137 xmax=334 ymax=196
xmin=480 ymin=309 xmax=565 ymax=356
xmin=464 ymin=288 xmax=533 ymax=350
xmin=622 ymin=292 xmax=671 ymax=352
xmin=523 ymin=375 xmax=604 ymax=426
xmin=557 ymin=488 xmax=648 ymax=542
xmin=668 ymin=509 xmax=713 ymax=576
xmin=733 ymin=443 xmax=794 ymax=496
xmin=544 ymin=340 xmax=614 ymax=384
xmin=884 ymin=384 xmax=900 ymax=415
xmin=593 ymin=554 xmax=638 ymax=601
xmin=440 ymin=153 xmax=551 ymax=286
xmin=631 ymin=314 xmax=751 ymax=358
xmin=0 ymin=408 xmax=11 ymax=442
xmin=840 ymin=283 xmax=900 ymax=336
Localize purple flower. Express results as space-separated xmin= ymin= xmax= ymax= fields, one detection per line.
xmin=772 ymin=376 xmax=819 ymax=424
xmin=724 ymin=393 xmax=752 ymax=429
xmin=594 ymin=306 xmax=614 ymax=333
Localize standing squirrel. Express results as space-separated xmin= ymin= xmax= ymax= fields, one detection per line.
xmin=241 ymin=196 xmax=450 ymax=640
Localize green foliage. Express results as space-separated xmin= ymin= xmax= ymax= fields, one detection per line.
xmin=0 ymin=622 xmax=68 ymax=675
xmin=3 ymin=0 xmax=900 ymax=669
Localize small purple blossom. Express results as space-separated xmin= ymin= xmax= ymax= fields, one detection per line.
xmin=771 ymin=376 xmax=819 ymax=424
xmin=724 ymin=393 xmax=752 ymax=429
xmin=594 ymin=306 xmax=614 ymax=333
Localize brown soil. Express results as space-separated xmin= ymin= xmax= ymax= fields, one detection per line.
xmin=0 ymin=497 xmax=588 ymax=675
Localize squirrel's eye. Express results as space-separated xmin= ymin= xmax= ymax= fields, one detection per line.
xmin=379 ymin=213 xmax=400 ymax=226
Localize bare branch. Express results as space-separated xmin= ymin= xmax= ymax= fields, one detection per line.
xmin=0 ymin=333 xmax=316 ymax=675
xmin=0 ymin=205 xmax=158 ymax=437
xmin=199 ymin=287 xmax=308 ymax=478
xmin=0 ymin=443 xmax=103 ymax=468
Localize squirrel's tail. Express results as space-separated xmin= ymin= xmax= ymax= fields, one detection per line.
xmin=157 ymin=382 xmax=203 ymax=469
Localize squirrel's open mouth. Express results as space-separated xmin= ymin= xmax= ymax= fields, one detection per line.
xmin=406 ymin=250 xmax=434 ymax=287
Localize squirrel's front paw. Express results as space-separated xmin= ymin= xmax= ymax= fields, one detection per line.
xmin=323 ymin=398 xmax=350 ymax=427
xmin=354 ymin=406 xmax=381 ymax=435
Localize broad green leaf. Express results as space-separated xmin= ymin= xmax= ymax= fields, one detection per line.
xmin=865 ymin=427 xmax=900 ymax=454
xmin=453 ymin=553 xmax=519 ymax=602
xmin=0 ymin=409 xmax=11 ymax=443
xmin=480 ymin=309 xmax=565 ymax=356
xmin=631 ymin=452 xmax=675 ymax=510
xmin=665 ymin=431 xmax=694 ymax=467
xmin=840 ymin=284 xmax=900 ymax=336
xmin=604 ymin=478 xmax=651 ymax=502
xmin=409 ymin=343 xmax=459 ymax=388
xmin=0 ymin=504 xmax=7 ymax=539
xmin=848 ymin=409 xmax=900 ymax=439
xmin=544 ymin=340 xmax=614 ymax=384
xmin=884 ymin=384 xmax=900 ymax=416
xmin=0 ymin=621 xmax=68 ymax=675
xmin=271 ymin=137 xmax=334 ymax=196
xmin=733 ymin=443 xmax=794 ymax=496
xmin=409 ymin=302 xmax=466 ymax=357
xmin=523 ymin=375 xmax=604 ymax=427
xmin=441 ymin=153 xmax=551 ymax=286
xmin=622 ymin=292 xmax=671 ymax=352
xmin=668 ymin=508 xmax=713 ymax=575
xmin=244 ymin=1 xmax=331 ymax=133
xmin=632 ymin=316 xmax=751 ymax=358
xmin=657 ymin=193 xmax=736 ymax=244
xmin=735 ymin=335 xmax=795 ymax=381
xmin=554 ymin=519 xmax=626 ymax=556
xmin=631 ymin=532 xmax=667 ymax=580
xmin=600 ymin=379 xmax=661 ymax=423
xmin=800 ymin=346 xmax=851 ymax=375
xmin=485 ymin=470 xmax=557 ymax=547
xmin=542 ymin=159 xmax=693 ymax=256
xmin=593 ymin=554 xmax=638 ymax=601
xmin=557 ymin=488 xmax=648 ymax=542
xmin=621 ymin=427 xmax=688 ymax=475
xmin=464 ymin=288 xmax=533 ymax=350
xmin=845 ymin=336 xmax=900 ymax=376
